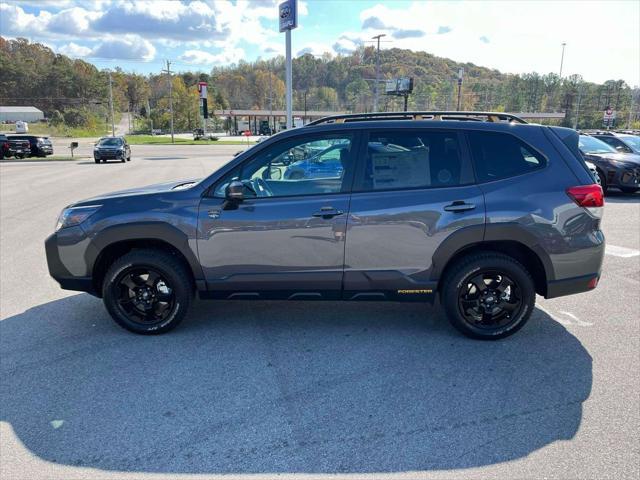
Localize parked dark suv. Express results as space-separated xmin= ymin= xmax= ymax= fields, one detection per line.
xmin=46 ymin=112 xmax=605 ymax=339
xmin=0 ymin=134 xmax=10 ymax=159
xmin=8 ymin=134 xmax=53 ymax=157
xmin=578 ymin=134 xmax=640 ymax=193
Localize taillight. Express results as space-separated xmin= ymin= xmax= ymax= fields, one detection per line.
xmin=566 ymin=184 xmax=604 ymax=208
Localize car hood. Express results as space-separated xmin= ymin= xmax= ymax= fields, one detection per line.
xmin=582 ymin=151 xmax=640 ymax=165
xmin=76 ymin=178 xmax=202 ymax=204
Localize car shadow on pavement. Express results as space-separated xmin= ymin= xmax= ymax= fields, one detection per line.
xmin=605 ymin=191 xmax=640 ymax=203
xmin=0 ymin=294 xmax=592 ymax=475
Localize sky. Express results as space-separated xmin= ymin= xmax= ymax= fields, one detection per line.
xmin=1 ymin=0 xmax=639 ymax=85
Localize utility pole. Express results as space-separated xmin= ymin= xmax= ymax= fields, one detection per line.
xmin=268 ymin=62 xmax=274 ymax=133
xmin=559 ymin=42 xmax=567 ymax=78
xmin=573 ymin=84 xmax=583 ymax=130
xmin=162 ymin=60 xmax=175 ymax=143
xmin=372 ymin=33 xmax=386 ymax=112
xmin=456 ymin=68 xmax=464 ymax=111
xmin=107 ymin=71 xmax=115 ymax=136
xmin=147 ymin=98 xmax=153 ymax=134
xmin=304 ymin=90 xmax=308 ymax=125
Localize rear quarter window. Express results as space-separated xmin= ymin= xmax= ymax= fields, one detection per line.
xmin=468 ymin=131 xmax=546 ymax=183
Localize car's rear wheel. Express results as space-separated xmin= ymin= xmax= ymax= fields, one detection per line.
xmin=441 ymin=252 xmax=535 ymax=340
xmin=102 ymin=249 xmax=193 ymax=334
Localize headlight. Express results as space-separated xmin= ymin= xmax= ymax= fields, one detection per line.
xmin=55 ymin=205 xmax=101 ymax=231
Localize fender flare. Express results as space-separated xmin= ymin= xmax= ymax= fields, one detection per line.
xmin=86 ymin=222 xmax=205 ymax=284
xmin=430 ymin=223 xmax=555 ymax=282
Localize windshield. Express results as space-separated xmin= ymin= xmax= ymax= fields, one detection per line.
xmin=578 ymin=135 xmax=616 ymax=154
xmin=98 ymin=137 xmax=123 ymax=146
xmin=620 ymin=135 xmax=640 ymax=150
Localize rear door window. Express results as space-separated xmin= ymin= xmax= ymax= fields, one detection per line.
xmin=467 ymin=131 xmax=546 ymax=182
xmin=354 ymin=130 xmax=473 ymax=191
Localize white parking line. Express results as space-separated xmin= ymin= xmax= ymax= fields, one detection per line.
xmin=605 ymin=245 xmax=640 ymax=258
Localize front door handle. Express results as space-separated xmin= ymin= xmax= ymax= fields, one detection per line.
xmin=312 ymin=206 xmax=344 ymax=219
xmin=444 ymin=201 xmax=476 ymax=213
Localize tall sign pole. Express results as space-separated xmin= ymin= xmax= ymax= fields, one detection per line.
xmin=279 ymin=0 xmax=297 ymax=129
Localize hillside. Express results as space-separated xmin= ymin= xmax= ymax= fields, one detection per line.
xmin=1 ymin=37 xmax=638 ymax=131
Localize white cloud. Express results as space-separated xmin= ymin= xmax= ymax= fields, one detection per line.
xmin=57 ymin=42 xmax=92 ymax=57
xmin=91 ymin=35 xmax=156 ymax=61
xmin=179 ymin=47 xmax=245 ymax=65
xmin=296 ymin=42 xmax=333 ymax=57
xmin=354 ymin=1 xmax=640 ymax=85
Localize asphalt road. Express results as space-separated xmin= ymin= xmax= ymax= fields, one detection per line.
xmin=1 ymin=145 xmax=639 ymax=480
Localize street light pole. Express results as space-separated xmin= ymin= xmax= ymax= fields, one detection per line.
xmin=559 ymin=42 xmax=567 ymax=78
xmin=372 ymin=33 xmax=386 ymax=112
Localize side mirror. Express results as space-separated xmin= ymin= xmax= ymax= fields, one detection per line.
xmin=225 ymin=180 xmax=244 ymax=201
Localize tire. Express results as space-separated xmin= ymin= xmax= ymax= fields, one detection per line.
xmin=102 ymin=249 xmax=193 ymax=334
xmin=596 ymin=168 xmax=608 ymax=194
xmin=121 ymin=157 xmax=126 ymax=163
xmin=620 ymin=186 xmax=639 ymax=194
xmin=126 ymin=156 xmax=131 ymax=162
xmin=441 ymin=252 xmax=535 ymax=340
xmin=94 ymin=158 xmax=100 ymax=164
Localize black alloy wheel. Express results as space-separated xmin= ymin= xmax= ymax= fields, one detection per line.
xmin=102 ymin=249 xmax=193 ymax=334
xmin=457 ymin=270 xmax=523 ymax=331
xmin=115 ymin=267 xmax=175 ymax=326
xmin=441 ymin=252 xmax=535 ymax=340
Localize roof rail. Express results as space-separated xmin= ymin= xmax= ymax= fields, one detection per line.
xmin=306 ymin=111 xmax=528 ymax=126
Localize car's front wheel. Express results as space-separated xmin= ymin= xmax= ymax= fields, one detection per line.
xmin=441 ymin=252 xmax=535 ymax=340
xmin=596 ymin=168 xmax=608 ymax=194
xmin=102 ymin=249 xmax=193 ymax=334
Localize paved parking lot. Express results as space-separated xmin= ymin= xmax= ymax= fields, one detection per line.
xmin=1 ymin=145 xmax=639 ymax=480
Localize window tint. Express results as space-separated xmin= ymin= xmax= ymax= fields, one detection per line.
xmin=468 ymin=131 xmax=546 ymax=182
xmin=213 ymin=135 xmax=352 ymax=198
xmin=356 ymin=130 xmax=470 ymax=191
xmin=596 ymin=136 xmax=633 ymax=153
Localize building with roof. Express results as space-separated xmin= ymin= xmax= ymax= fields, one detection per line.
xmin=0 ymin=106 xmax=45 ymax=123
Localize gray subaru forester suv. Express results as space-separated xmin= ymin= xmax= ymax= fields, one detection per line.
xmin=46 ymin=112 xmax=605 ymax=339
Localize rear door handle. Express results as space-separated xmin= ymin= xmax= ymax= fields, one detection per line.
xmin=312 ymin=206 xmax=344 ymax=219
xmin=444 ymin=201 xmax=476 ymax=213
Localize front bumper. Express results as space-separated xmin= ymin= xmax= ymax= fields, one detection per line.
xmin=608 ymin=165 xmax=640 ymax=188
xmin=94 ymin=150 xmax=125 ymax=160
xmin=45 ymin=228 xmax=99 ymax=296
xmin=36 ymin=146 xmax=53 ymax=156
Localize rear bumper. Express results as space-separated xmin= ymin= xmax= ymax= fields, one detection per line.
xmin=545 ymin=273 xmax=600 ymax=299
